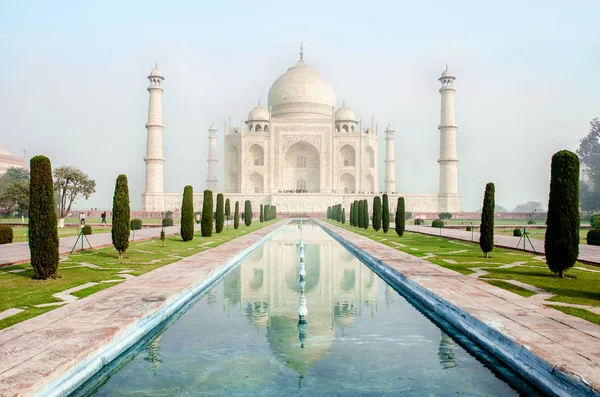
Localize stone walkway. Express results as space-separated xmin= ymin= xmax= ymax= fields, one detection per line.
xmin=406 ymin=225 xmax=600 ymax=265
xmin=0 ymin=225 xmax=188 ymax=267
xmin=0 ymin=220 xmax=285 ymax=396
xmin=320 ymin=221 xmax=600 ymax=395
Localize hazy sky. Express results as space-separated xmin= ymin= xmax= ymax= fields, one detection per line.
xmin=1 ymin=0 xmax=598 ymax=211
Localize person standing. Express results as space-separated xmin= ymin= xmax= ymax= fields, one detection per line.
xmin=80 ymin=212 xmax=86 ymax=225
xmin=101 ymin=211 xmax=107 ymax=224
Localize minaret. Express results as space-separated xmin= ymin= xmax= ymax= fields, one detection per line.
xmin=144 ymin=66 xmax=165 ymax=195
xmin=206 ymin=123 xmax=219 ymax=191
xmin=438 ymin=66 xmax=459 ymax=197
xmin=384 ymin=123 xmax=396 ymax=193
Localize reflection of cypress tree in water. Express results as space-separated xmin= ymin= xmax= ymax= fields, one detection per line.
xmin=250 ymin=268 xmax=264 ymax=290
xmin=223 ymin=266 xmax=241 ymax=312
xmin=438 ymin=331 xmax=457 ymax=369
xmin=385 ymin=284 xmax=394 ymax=307
xmin=340 ymin=269 xmax=356 ymax=292
xmin=144 ymin=335 xmax=163 ymax=376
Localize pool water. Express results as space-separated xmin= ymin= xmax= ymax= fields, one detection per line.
xmin=74 ymin=221 xmax=540 ymax=396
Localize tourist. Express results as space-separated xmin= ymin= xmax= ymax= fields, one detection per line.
xmin=101 ymin=211 xmax=107 ymax=224
xmin=80 ymin=212 xmax=86 ymax=225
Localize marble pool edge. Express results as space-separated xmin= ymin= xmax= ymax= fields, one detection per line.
xmin=316 ymin=221 xmax=597 ymax=397
xmin=37 ymin=219 xmax=292 ymax=397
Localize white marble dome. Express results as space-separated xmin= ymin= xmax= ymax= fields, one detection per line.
xmin=247 ymin=105 xmax=270 ymax=121
xmin=268 ymin=59 xmax=336 ymax=118
xmin=150 ymin=67 xmax=162 ymax=77
xmin=335 ymin=104 xmax=356 ymax=122
xmin=441 ymin=68 xmax=454 ymax=78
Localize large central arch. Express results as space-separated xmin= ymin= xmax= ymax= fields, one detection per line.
xmin=283 ymin=141 xmax=320 ymax=192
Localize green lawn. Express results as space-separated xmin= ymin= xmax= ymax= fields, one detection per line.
xmin=0 ymin=220 xmax=277 ymax=330
xmin=11 ymin=226 xmax=111 ymax=242
xmin=326 ymin=220 xmax=600 ymax=326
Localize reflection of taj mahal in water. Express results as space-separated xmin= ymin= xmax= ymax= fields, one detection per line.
xmin=141 ymin=46 xmax=461 ymax=213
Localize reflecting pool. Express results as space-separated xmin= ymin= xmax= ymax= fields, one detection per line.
xmin=75 ymin=221 xmax=540 ymax=396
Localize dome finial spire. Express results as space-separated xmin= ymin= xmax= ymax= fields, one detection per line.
xmin=300 ymin=42 xmax=304 ymax=60
xmin=258 ymin=99 xmax=260 ymax=106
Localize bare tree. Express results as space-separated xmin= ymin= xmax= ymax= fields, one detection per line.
xmin=54 ymin=166 xmax=96 ymax=219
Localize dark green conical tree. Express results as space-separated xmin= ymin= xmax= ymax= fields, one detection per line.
xmin=373 ymin=196 xmax=382 ymax=231
xmin=342 ymin=208 xmax=346 ymax=224
xmin=180 ymin=185 xmax=194 ymax=241
xmin=395 ymin=197 xmax=405 ymax=237
xmin=353 ymin=200 xmax=359 ymax=227
xmin=29 ymin=155 xmax=59 ymax=278
xmin=349 ymin=203 xmax=354 ymax=226
xmin=260 ymin=204 xmax=264 ymax=223
xmin=234 ymin=201 xmax=240 ymax=229
xmin=201 ymin=190 xmax=213 ymax=237
xmin=545 ymin=150 xmax=580 ymax=278
xmin=358 ymin=200 xmax=364 ymax=228
xmin=337 ymin=204 xmax=342 ymax=222
xmin=111 ymin=174 xmax=130 ymax=259
xmin=479 ymin=183 xmax=495 ymax=258
xmin=245 ymin=200 xmax=252 ymax=226
xmin=225 ymin=198 xmax=231 ymax=228
xmin=327 ymin=206 xmax=331 ymax=219
xmin=363 ymin=199 xmax=369 ymax=230
xmin=382 ymin=194 xmax=390 ymax=233
xmin=215 ymin=193 xmax=224 ymax=233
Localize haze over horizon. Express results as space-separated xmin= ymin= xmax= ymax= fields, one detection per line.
xmin=1 ymin=0 xmax=598 ymax=212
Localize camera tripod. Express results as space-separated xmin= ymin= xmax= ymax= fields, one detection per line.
xmin=515 ymin=227 xmax=537 ymax=253
xmin=70 ymin=227 xmax=93 ymax=254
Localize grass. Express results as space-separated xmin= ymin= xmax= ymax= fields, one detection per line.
xmin=549 ymin=306 xmax=600 ymax=327
xmin=11 ymin=226 xmax=110 ymax=242
xmin=71 ymin=282 xmax=121 ymax=298
xmin=326 ymin=220 xmax=600 ymax=326
xmin=0 ymin=220 xmax=277 ymax=330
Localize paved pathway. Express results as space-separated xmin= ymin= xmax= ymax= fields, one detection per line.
xmin=0 ymin=220 xmax=285 ymax=396
xmin=406 ymin=225 xmax=600 ymax=265
xmin=0 ymin=225 xmax=190 ymax=267
xmin=320 ymin=221 xmax=600 ymax=395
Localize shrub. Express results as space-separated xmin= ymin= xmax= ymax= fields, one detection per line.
xmin=130 ymin=218 xmax=142 ymax=230
xmin=29 ymin=155 xmax=59 ymax=278
xmin=244 ymin=200 xmax=252 ymax=226
xmin=165 ymin=210 xmax=173 ymax=218
xmin=82 ymin=225 xmax=92 ymax=235
xmin=234 ymin=201 xmax=240 ymax=229
xmin=527 ymin=219 xmax=536 ymax=225
xmin=405 ymin=211 xmax=413 ymax=220
xmin=111 ymin=174 xmax=130 ymax=259
xmin=181 ymin=186 xmax=194 ymax=241
xmin=466 ymin=226 xmax=472 ymax=232
xmin=395 ymin=197 xmax=405 ymax=237
xmin=382 ymin=194 xmax=390 ymax=233
xmin=162 ymin=217 xmax=174 ymax=227
xmin=414 ymin=218 xmax=422 ymax=226
xmin=0 ymin=225 xmax=13 ymax=244
xmin=201 ymin=190 xmax=213 ymax=237
xmin=216 ymin=193 xmax=224 ymax=233
xmin=591 ymin=214 xmax=600 ymax=229
xmin=587 ymin=229 xmax=600 ymax=245
xmin=432 ymin=219 xmax=445 ymax=228
xmin=363 ymin=199 xmax=369 ymax=229
xmin=373 ymin=196 xmax=382 ymax=231
xmin=439 ymin=212 xmax=452 ymax=220
xmin=513 ymin=228 xmax=522 ymax=237
xmin=545 ymin=150 xmax=579 ymax=278
xmin=480 ymin=182 xmax=495 ymax=258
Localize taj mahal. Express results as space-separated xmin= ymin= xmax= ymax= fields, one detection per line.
xmin=141 ymin=47 xmax=461 ymax=214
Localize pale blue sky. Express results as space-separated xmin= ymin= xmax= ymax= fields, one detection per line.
xmin=1 ymin=0 xmax=598 ymax=211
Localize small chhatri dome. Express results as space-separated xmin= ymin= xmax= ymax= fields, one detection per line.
xmin=209 ymin=122 xmax=218 ymax=131
xmin=335 ymin=102 xmax=356 ymax=122
xmin=247 ymin=105 xmax=270 ymax=122
xmin=385 ymin=123 xmax=395 ymax=132
xmin=149 ymin=64 xmax=163 ymax=78
xmin=440 ymin=64 xmax=455 ymax=79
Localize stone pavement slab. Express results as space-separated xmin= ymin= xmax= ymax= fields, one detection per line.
xmin=321 ymin=221 xmax=600 ymax=395
xmin=0 ymin=220 xmax=285 ymax=397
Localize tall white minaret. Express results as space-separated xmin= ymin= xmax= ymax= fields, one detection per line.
xmin=384 ymin=123 xmax=396 ymax=193
xmin=144 ymin=66 xmax=165 ymax=195
xmin=206 ymin=123 xmax=218 ymax=191
xmin=438 ymin=66 xmax=459 ymax=197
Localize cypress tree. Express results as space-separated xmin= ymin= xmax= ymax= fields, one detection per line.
xmin=245 ymin=200 xmax=252 ymax=226
xmin=216 ymin=193 xmax=224 ymax=233
xmin=201 ymin=190 xmax=213 ymax=237
xmin=111 ymin=174 xmax=130 ymax=259
xmin=234 ymin=201 xmax=240 ymax=229
xmin=358 ymin=200 xmax=364 ymax=228
xmin=180 ymin=185 xmax=194 ymax=241
xmin=363 ymin=199 xmax=369 ymax=230
xmin=342 ymin=208 xmax=346 ymax=224
xmin=395 ymin=197 xmax=405 ymax=237
xmin=29 ymin=155 xmax=59 ymax=278
xmin=382 ymin=194 xmax=390 ymax=233
xmin=545 ymin=150 xmax=580 ymax=278
xmin=335 ymin=204 xmax=340 ymax=222
xmin=353 ymin=200 xmax=359 ymax=227
xmin=260 ymin=204 xmax=264 ymax=223
xmin=479 ymin=183 xmax=495 ymax=258
xmin=350 ymin=203 xmax=354 ymax=226
xmin=373 ymin=196 xmax=382 ymax=231
xmin=225 ymin=198 xmax=231 ymax=228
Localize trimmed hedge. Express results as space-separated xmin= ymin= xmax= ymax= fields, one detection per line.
xmin=234 ymin=201 xmax=240 ymax=229
xmin=201 ymin=190 xmax=213 ymax=237
xmin=432 ymin=219 xmax=445 ymax=228
xmin=111 ymin=174 xmax=130 ymax=259
xmin=363 ymin=199 xmax=369 ymax=230
xmin=82 ymin=225 xmax=92 ymax=235
xmin=342 ymin=208 xmax=346 ymax=224
xmin=181 ymin=185 xmax=194 ymax=241
xmin=162 ymin=217 xmax=174 ymax=227
xmin=382 ymin=194 xmax=390 ymax=233
xmin=588 ymin=229 xmax=600 ymax=245
xmin=0 ymin=225 xmax=13 ymax=244
xmin=513 ymin=228 xmax=522 ymax=237
xmin=244 ymin=200 xmax=252 ymax=226
xmin=216 ymin=193 xmax=224 ymax=233
xmin=591 ymin=214 xmax=600 ymax=229
xmin=466 ymin=226 xmax=472 ymax=232
xmin=260 ymin=204 xmax=264 ymax=223
xmin=414 ymin=219 xmax=422 ymax=226
xmin=130 ymin=218 xmax=142 ymax=230
xmin=395 ymin=197 xmax=405 ymax=237
xmin=373 ymin=196 xmax=382 ymax=232
xmin=439 ymin=212 xmax=452 ymax=220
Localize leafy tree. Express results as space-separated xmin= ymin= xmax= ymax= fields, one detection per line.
xmin=480 ymin=183 xmax=495 ymax=258
xmin=29 ymin=156 xmax=59 ymax=279
xmin=395 ymin=197 xmax=405 ymax=237
xmin=358 ymin=200 xmax=364 ymax=228
xmin=512 ymin=201 xmax=544 ymax=213
xmin=53 ymin=166 xmax=96 ymax=219
xmin=244 ymin=200 xmax=252 ymax=226
xmin=260 ymin=204 xmax=264 ymax=223
xmin=363 ymin=199 xmax=369 ymax=230
xmin=382 ymin=194 xmax=390 ymax=233
xmin=225 ymin=198 xmax=231 ymax=228
xmin=373 ymin=196 xmax=382 ymax=231
xmin=578 ymin=119 xmax=600 ymax=211
xmin=234 ymin=201 xmax=240 ymax=229
xmin=342 ymin=208 xmax=346 ymax=224
xmin=495 ymin=205 xmax=508 ymax=212
xmin=111 ymin=174 xmax=130 ymax=258
xmin=545 ymin=150 xmax=580 ymax=278
xmin=180 ymin=186 xmax=194 ymax=241
xmin=216 ymin=193 xmax=224 ymax=233
xmin=0 ymin=167 xmax=29 ymax=190
xmin=201 ymin=190 xmax=213 ymax=237
xmin=0 ymin=179 xmax=29 ymax=214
